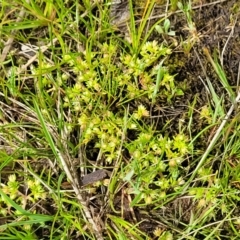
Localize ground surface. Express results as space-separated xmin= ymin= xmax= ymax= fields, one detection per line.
xmin=1 ymin=0 xmax=240 ymax=239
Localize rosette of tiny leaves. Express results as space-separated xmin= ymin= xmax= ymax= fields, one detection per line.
xmin=63 ymin=41 xmax=176 ymax=166
xmin=124 ymin=132 xmax=191 ymax=205
xmin=2 ymin=174 xmax=19 ymax=200
xmin=27 ymin=179 xmax=46 ymax=202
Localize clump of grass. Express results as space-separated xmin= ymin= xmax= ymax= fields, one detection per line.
xmin=1 ymin=0 xmax=240 ymax=239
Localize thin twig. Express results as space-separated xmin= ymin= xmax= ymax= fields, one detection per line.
xmin=117 ymin=0 xmax=228 ymax=27
xmin=220 ymin=18 xmax=237 ymax=66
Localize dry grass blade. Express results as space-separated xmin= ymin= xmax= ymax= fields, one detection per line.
xmin=2 ymin=0 xmax=240 ymax=238
xmin=138 ymin=0 xmax=228 ymax=22
xmin=33 ymin=100 xmax=104 ymax=240
xmin=183 ymin=90 xmax=240 ymax=192
xmin=0 ymin=93 xmax=103 ymax=238
xmin=0 ymin=0 xmax=30 ymax=63
xmin=17 ymin=38 xmax=58 ymax=74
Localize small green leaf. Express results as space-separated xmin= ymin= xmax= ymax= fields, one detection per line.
xmin=164 ymin=19 xmax=170 ymax=32
xmin=155 ymin=25 xmax=164 ymax=34
xmin=123 ymin=169 xmax=135 ymax=182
